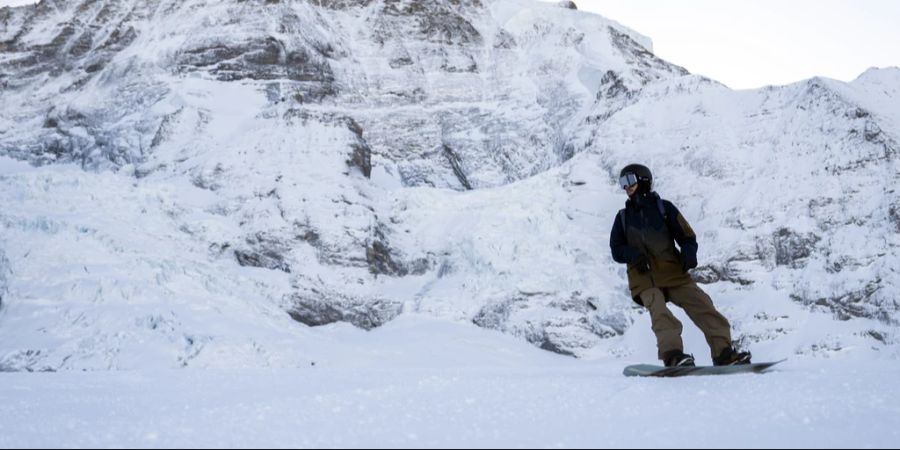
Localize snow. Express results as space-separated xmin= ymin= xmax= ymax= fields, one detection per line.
xmin=0 ymin=0 xmax=898 ymax=446
xmin=1 ymin=316 xmax=899 ymax=448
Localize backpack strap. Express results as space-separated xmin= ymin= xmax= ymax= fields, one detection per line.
xmin=657 ymin=198 xmax=679 ymax=239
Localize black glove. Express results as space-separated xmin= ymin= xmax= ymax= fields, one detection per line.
xmin=632 ymin=253 xmax=651 ymax=274
xmin=681 ymin=253 xmax=698 ymax=273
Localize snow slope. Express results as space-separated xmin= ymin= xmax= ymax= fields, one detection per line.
xmin=1 ymin=316 xmax=899 ymax=448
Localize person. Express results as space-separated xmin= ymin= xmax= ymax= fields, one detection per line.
xmin=609 ymin=164 xmax=751 ymax=367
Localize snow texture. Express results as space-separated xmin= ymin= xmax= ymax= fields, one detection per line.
xmin=1 ymin=316 xmax=899 ymax=448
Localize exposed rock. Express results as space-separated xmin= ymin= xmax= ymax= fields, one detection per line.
xmin=598 ymin=70 xmax=632 ymax=100
xmin=0 ymin=350 xmax=53 ymax=373
xmin=792 ymin=279 xmax=893 ymax=324
xmin=382 ymin=0 xmax=484 ymax=46
xmin=234 ymin=233 xmax=293 ymax=273
xmin=773 ymin=228 xmax=820 ymax=268
xmin=348 ymin=143 xmax=372 ymax=178
xmin=367 ymin=226 xmax=430 ymax=277
xmin=287 ymin=292 xmax=403 ymax=330
xmin=891 ymin=205 xmax=900 ymax=233
xmin=345 ymin=117 xmax=372 ymax=177
xmin=367 ymin=239 xmax=406 ymax=276
xmin=493 ymin=29 xmax=517 ymax=49
xmin=473 ymin=292 xmax=630 ymax=356
xmin=317 ymin=0 xmax=378 ymax=10
xmin=861 ymin=329 xmax=891 ymax=344
xmin=691 ymin=263 xmax=754 ymax=286
xmin=608 ymin=27 xmax=689 ymax=82
xmin=179 ymin=37 xmax=336 ymax=86
xmin=150 ymin=108 xmax=185 ymax=149
xmin=442 ymin=144 xmax=473 ymax=190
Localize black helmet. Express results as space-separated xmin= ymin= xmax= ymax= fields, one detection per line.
xmin=619 ymin=164 xmax=652 ymax=193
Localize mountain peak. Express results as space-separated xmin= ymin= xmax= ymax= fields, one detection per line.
xmin=853 ymin=66 xmax=900 ymax=85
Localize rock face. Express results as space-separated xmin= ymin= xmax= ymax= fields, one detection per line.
xmin=1 ymin=0 xmax=687 ymax=188
xmin=0 ymin=0 xmax=898 ymax=369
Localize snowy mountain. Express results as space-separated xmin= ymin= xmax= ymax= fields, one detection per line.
xmin=0 ymin=0 xmax=898 ymax=372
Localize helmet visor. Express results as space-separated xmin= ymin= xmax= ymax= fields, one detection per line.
xmin=619 ymin=173 xmax=639 ymax=189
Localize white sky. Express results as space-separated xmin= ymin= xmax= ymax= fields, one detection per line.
xmin=566 ymin=0 xmax=900 ymax=89
xmin=0 ymin=0 xmax=34 ymax=7
xmin=2 ymin=0 xmax=897 ymax=89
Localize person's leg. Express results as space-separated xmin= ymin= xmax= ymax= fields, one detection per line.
xmin=638 ymin=288 xmax=684 ymax=361
xmin=667 ymin=282 xmax=732 ymax=359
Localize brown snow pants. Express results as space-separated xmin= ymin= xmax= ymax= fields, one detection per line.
xmin=638 ymin=282 xmax=733 ymax=361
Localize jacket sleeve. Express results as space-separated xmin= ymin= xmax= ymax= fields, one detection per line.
xmin=663 ymin=201 xmax=698 ymax=261
xmin=610 ymin=211 xmax=641 ymax=264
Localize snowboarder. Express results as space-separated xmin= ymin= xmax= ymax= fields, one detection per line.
xmin=610 ymin=164 xmax=752 ymax=367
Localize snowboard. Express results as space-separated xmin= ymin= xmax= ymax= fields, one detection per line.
xmin=623 ymin=359 xmax=786 ymax=378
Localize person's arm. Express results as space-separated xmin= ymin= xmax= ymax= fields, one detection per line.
xmin=610 ymin=212 xmax=641 ymax=264
xmin=663 ymin=201 xmax=699 ymax=270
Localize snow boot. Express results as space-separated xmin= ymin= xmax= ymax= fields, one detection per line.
xmin=713 ymin=347 xmax=752 ymax=366
xmin=663 ymin=350 xmax=696 ymax=367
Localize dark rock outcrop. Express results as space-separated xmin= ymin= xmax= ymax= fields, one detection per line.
xmin=792 ymin=279 xmax=894 ymax=324
xmin=287 ymin=292 xmax=403 ymax=330
xmin=773 ymin=228 xmax=820 ymax=268
xmin=234 ymin=233 xmax=293 ymax=273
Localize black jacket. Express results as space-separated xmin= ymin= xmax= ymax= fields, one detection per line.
xmin=610 ymin=192 xmax=699 ymax=301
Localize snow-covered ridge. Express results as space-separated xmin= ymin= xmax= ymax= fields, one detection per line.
xmin=0 ymin=0 xmax=898 ymax=371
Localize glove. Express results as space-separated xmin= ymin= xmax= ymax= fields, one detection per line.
xmin=681 ymin=253 xmax=698 ymax=273
xmin=632 ymin=253 xmax=651 ymax=274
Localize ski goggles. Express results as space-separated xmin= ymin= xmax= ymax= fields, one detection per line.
xmin=619 ymin=173 xmax=639 ymax=189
